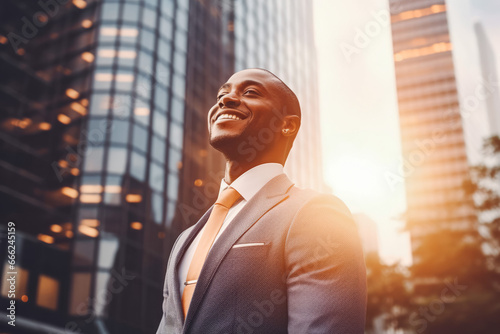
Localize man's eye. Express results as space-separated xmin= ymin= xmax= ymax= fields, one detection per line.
xmin=244 ymin=89 xmax=258 ymax=95
xmin=217 ymin=94 xmax=225 ymax=100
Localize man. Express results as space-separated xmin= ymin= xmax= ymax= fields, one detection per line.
xmin=156 ymin=69 xmax=366 ymax=334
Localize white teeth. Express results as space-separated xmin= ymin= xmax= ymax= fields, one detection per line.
xmin=217 ymin=114 xmax=242 ymax=121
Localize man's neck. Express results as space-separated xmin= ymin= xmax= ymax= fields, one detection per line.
xmin=224 ymin=160 xmax=282 ymax=184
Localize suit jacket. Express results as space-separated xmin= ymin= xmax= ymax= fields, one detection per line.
xmin=156 ymin=174 xmax=366 ymax=334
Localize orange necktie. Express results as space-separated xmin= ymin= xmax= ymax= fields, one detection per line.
xmin=181 ymin=187 xmax=242 ymax=317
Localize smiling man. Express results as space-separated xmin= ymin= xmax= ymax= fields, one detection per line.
xmin=156 ymin=69 xmax=367 ymax=334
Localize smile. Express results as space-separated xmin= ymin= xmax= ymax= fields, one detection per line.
xmin=217 ymin=114 xmax=242 ymax=121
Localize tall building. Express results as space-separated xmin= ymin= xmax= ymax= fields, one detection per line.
xmin=474 ymin=21 xmax=500 ymax=136
xmin=233 ymin=0 xmax=324 ymax=191
xmin=0 ymin=0 xmax=321 ymax=333
xmin=388 ymin=0 xmax=476 ymax=263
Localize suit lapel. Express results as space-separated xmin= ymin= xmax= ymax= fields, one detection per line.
xmin=170 ymin=207 xmax=214 ymax=325
xmin=183 ymin=174 xmax=294 ymax=331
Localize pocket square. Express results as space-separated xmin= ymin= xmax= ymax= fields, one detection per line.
xmin=232 ymin=242 xmax=266 ymax=249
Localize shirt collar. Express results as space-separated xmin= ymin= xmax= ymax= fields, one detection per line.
xmin=219 ymin=163 xmax=284 ymax=201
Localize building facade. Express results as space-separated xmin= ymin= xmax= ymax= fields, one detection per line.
xmin=0 ymin=0 xmax=322 ymax=333
xmin=388 ymin=0 xmax=477 ymax=264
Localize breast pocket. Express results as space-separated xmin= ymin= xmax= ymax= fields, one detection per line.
xmin=229 ymin=243 xmax=271 ymax=259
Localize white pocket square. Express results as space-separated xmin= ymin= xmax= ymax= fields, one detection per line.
xmin=232 ymin=242 xmax=266 ymax=249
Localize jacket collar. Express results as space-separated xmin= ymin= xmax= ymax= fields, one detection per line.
xmin=181 ymin=173 xmax=294 ymax=331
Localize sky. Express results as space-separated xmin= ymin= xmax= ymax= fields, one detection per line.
xmin=313 ymin=0 xmax=500 ymax=265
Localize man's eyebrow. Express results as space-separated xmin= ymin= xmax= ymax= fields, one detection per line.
xmin=217 ymin=80 xmax=267 ymax=93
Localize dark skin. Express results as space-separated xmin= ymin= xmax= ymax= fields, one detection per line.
xmin=207 ymin=69 xmax=300 ymax=184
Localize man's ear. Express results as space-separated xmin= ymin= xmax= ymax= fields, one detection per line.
xmin=281 ymin=115 xmax=300 ymax=137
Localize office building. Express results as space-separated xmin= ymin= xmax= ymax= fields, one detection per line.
xmin=388 ymin=0 xmax=477 ymax=262
xmin=474 ymin=21 xmax=500 ymax=137
xmin=0 ymin=0 xmax=322 ymax=333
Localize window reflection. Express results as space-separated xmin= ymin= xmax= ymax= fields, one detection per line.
xmin=83 ymin=147 xmax=104 ymax=172
xmin=168 ymin=148 xmax=181 ymax=172
xmin=98 ymin=236 xmax=119 ymax=269
xmin=170 ymin=122 xmax=184 ymax=149
xmin=172 ymin=73 xmax=186 ymax=98
xmin=171 ymin=97 xmax=184 ymax=123
xmin=113 ymin=94 xmax=132 ymax=119
xmin=73 ymin=239 xmax=95 ymax=266
xmin=110 ymin=119 xmax=129 ymax=145
xmin=151 ymin=135 xmax=166 ymax=164
xmin=158 ymin=39 xmax=172 ymax=63
xmin=152 ymin=111 xmax=167 ymax=137
xmin=107 ymin=147 xmax=128 ymax=174
xmin=130 ymin=151 xmax=146 ymax=181
xmin=151 ymin=191 xmax=164 ymax=223
xmin=140 ymin=29 xmax=155 ymax=51
xmin=155 ymin=84 xmax=169 ymax=109
xmin=122 ymin=3 xmax=140 ymax=23
xmin=134 ymin=98 xmax=150 ymax=126
xmin=142 ymin=7 xmax=157 ymax=29
xmin=101 ymin=3 xmax=120 ymax=21
xmin=36 ymin=275 xmax=59 ymax=310
xmin=156 ymin=61 xmax=170 ymax=86
xmin=167 ymin=172 xmax=179 ymax=200
xmin=149 ymin=162 xmax=164 ymax=192
xmin=132 ymin=124 xmax=148 ymax=152
xmin=94 ymin=271 xmax=112 ymax=316
xmin=90 ymin=94 xmax=111 ymax=115
xmin=69 ymin=272 xmax=91 ymax=315
xmin=138 ymin=50 xmax=153 ymax=74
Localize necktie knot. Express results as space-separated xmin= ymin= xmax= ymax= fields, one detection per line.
xmin=215 ymin=187 xmax=241 ymax=209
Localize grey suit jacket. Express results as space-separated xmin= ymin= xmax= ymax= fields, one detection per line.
xmin=156 ymin=174 xmax=366 ymax=334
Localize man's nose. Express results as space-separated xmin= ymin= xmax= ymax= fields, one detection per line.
xmin=218 ymin=93 xmax=240 ymax=108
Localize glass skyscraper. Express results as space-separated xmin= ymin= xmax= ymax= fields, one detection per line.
xmin=0 ymin=1 xmax=322 ymax=333
xmin=389 ymin=0 xmax=476 ymax=264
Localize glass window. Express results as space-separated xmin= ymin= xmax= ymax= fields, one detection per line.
xmin=151 ymin=191 xmax=164 ymax=223
xmin=161 ymin=0 xmax=174 ymax=18
xmin=170 ymin=122 xmax=183 ymax=149
xmin=158 ymin=38 xmax=172 ymax=63
xmin=138 ymin=50 xmax=153 ymax=75
xmin=90 ymin=94 xmax=111 ymax=116
xmin=149 ymin=162 xmax=164 ymax=192
xmin=122 ymin=3 xmax=140 ymax=23
xmin=96 ymin=45 xmax=115 ymax=67
xmin=145 ymin=0 xmax=158 ymax=7
xmin=132 ymin=124 xmax=148 ymax=152
xmin=130 ymin=151 xmax=146 ymax=181
xmin=98 ymin=25 xmax=117 ymax=44
xmin=178 ymin=0 xmax=189 ymax=10
xmin=69 ymin=273 xmax=91 ymax=315
xmin=94 ymin=272 xmax=111 ymax=316
xmin=140 ymin=29 xmax=155 ymax=51
xmin=166 ymin=200 xmax=176 ymax=227
xmin=93 ymin=72 xmax=113 ymax=91
xmin=175 ymin=30 xmax=188 ymax=52
xmin=36 ymin=275 xmax=59 ymax=310
xmin=119 ymin=25 xmax=139 ymax=45
xmin=176 ymin=8 xmax=189 ymax=31
xmin=117 ymin=45 xmax=137 ymax=68
xmin=107 ymin=147 xmax=128 ymax=174
xmin=156 ymin=61 xmax=170 ymax=87
xmin=136 ymin=74 xmax=153 ymax=101
xmin=134 ymin=98 xmax=151 ymax=126
xmin=167 ymin=172 xmax=179 ymax=200
xmin=104 ymin=175 xmax=122 ymax=205
xmin=101 ymin=3 xmax=120 ymax=21
xmin=86 ymin=118 xmax=106 ymax=146
xmin=168 ymin=148 xmax=181 ymax=172
xmin=173 ymin=51 xmax=186 ymax=74
xmin=142 ymin=7 xmax=157 ymax=29
xmin=110 ymin=119 xmax=129 ymax=145
xmin=1 ymin=265 xmax=28 ymax=298
xmin=151 ymin=135 xmax=166 ymax=164
xmin=172 ymin=73 xmax=185 ymax=98
xmin=152 ymin=111 xmax=167 ymax=137
xmin=73 ymin=239 xmax=95 ymax=266
xmin=171 ymin=97 xmax=184 ymax=123
xmin=112 ymin=94 xmax=132 ymax=120
xmin=115 ymin=68 xmax=135 ymax=91
xmin=155 ymin=84 xmax=169 ymax=110
xmin=83 ymin=147 xmax=104 ymax=172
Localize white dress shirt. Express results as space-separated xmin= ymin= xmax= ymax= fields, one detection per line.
xmin=178 ymin=163 xmax=284 ymax=296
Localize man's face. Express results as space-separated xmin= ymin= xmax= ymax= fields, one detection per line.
xmin=208 ymin=69 xmax=287 ymax=156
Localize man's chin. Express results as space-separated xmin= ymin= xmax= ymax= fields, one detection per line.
xmin=209 ymin=134 xmax=243 ymax=157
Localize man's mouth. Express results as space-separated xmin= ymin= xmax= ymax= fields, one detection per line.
xmin=214 ymin=110 xmax=248 ymax=122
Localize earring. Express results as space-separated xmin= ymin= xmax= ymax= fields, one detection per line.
xmin=282 ymin=129 xmax=289 ymax=134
